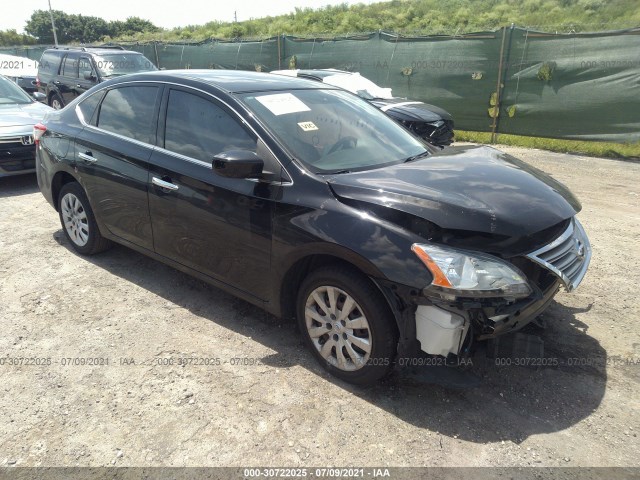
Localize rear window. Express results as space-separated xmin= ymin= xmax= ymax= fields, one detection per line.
xmin=97 ymin=86 xmax=158 ymax=143
xmin=39 ymin=51 xmax=65 ymax=75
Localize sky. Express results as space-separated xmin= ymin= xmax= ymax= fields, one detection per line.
xmin=2 ymin=0 xmax=379 ymax=33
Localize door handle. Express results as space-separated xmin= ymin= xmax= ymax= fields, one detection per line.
xmin=152 ymin=177 xmax=179 ymax=191
xmin=78 ymin=151 xmax=97 ymax=164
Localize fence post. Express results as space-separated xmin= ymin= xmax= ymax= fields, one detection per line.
xmin=491 ymin=24 xmax=517 ymax=143
xmin=490 ymin=27 xmax=508 ymax=144
xmin=153 ymin=42 xmax=161 ymax=69
xmin=277 ymin=34 xmax=282 ymax=70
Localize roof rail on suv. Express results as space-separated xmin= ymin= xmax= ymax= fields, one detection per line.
xmin=52 ymin=45 xmax=126 ymax=51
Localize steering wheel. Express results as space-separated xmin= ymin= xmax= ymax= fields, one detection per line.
xmin=325 ymin=136 xmax=358 ymax=156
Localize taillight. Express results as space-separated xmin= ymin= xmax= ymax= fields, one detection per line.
xmin=33 ymin=123 xmax=47 ymax=143
xmin=36 ymin=76 xmax=41 ymax=87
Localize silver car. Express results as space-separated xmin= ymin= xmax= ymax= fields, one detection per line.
xmin=0 ymin=74 xmax=51 ymax=177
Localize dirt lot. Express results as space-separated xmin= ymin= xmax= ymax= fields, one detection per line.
xmin=0 ymin=145 xmax=639 ymax=469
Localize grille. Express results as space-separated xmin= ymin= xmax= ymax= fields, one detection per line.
xmin=0 ymin=137 xmax=36 ymax=172
xmin=525 ymin=218 xmax=591 ymax=292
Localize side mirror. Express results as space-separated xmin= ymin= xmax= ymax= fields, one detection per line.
xmin=212 ymin=150 xmax=264 ymax=179
xmin=83 ymin=72 xmax=96 ymax=81
xmin=32 ymin=92 xmax=46 ymax=102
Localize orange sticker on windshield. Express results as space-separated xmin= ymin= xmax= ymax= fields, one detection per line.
xmin=297 ymin=122 xmax=318 ymax=132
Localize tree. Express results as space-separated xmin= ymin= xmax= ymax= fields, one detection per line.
xmin=25 ymin=10 xmax=65 ymax=43
xmin=0 ymin=29 xmax=37 ymax=47
xmin=24 ymin=10 xmax=160 ymax=44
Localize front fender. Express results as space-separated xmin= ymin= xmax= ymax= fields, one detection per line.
xmin=273 ymin=198 xmax=434 ymax=291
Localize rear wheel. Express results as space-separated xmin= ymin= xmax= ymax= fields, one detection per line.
xmin=50 ymin=94 xmax=63 ymax=110
xmin=58 ymin=182 xmax=112 ymax=255
xmin=297 ymin=266 xmax=398 ymax=385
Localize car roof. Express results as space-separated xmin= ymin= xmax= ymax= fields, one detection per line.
xmin=109 ymin=69 xmax=334 ymax=94
xmin=297 ymin=69 xmax=352 ymax=79
xmin=271 ymin=69 xmax=353 ymax=81
xmin=44 ymin=47 xmax=143 ymax=56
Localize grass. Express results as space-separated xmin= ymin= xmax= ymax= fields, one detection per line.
xmin=455 ymin=131 xmax=640 ymax=161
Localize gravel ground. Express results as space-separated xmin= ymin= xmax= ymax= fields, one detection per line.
xmin=0 ymin=145 xmax=638 ymax=468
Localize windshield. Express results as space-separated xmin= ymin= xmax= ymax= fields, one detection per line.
xmin=0 ymin=75 xmax=33 ymax=105
xmin=94 ymin=54 xmax=157 ymax=78
xmin=239 ymin=89 xmax=427 ymax=174
xmin=323 ymin=73 xmax=394 ymax=100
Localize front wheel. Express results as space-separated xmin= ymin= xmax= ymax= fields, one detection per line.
xmin=58 ymin=182 xmax=112 ymax=255
xmin=297 ymin=266 xmax=398 ymax=385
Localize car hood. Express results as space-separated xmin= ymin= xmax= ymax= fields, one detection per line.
xmin=370 ymin=98 xmax=453 ymax=122
xmin=0 ymin=102 xmax=51 ymax=129
xmin=326 ymin=145 xmax=581 ymax=238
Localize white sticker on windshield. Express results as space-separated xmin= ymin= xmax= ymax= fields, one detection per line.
xmin=256 ymin=93 xmax=311 ymax=116
xmin=297 ymin=121 xmax=318 ymax=131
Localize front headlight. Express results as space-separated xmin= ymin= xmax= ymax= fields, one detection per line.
xmin=411 ymin=243 xmax=532 ymax=299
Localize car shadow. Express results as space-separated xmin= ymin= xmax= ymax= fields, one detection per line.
xmin=54 ymin=231 xmax=607 ymax=444
xmin=0 ymin=173 xmax=39 ymax=198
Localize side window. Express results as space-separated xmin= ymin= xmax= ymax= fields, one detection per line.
xmin=97 ymin=86 xmax=158 ymax=143
xmin=78 ymin=57 xmax=95 ymax=80
xmin=62 ymin=55 xmax=78 ymax=78
xmin=164 ymin=89 xmax=256 ymax=162
xmin=77 ymin=91 xmax=103 ymax=125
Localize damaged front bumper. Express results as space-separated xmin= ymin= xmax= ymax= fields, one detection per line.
xmin=377 ymin=218 xmax=591 ymax=360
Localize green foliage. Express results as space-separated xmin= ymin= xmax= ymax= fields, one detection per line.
xmin=456 ymin=130 xmax=640 ymax=159
xmin=20 ymin=10 xmax=159 ymax=44
xmin=537 ymin=62 xmax=556 ymax=81
xmin=154 ymin=0 xmax=640 ymax=40
xmin=3 ymin=0 xmax=640 ymax=45
xmin=0 ymin=29 xmax=36 ymax=46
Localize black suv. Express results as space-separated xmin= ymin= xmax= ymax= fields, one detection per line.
xmin=37 ymin=46 xmax=156 ymax=110
xmin=35 ymin=71 xmax=591 ymax=385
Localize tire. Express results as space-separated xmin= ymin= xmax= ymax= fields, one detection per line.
xmin=50 ymin=94 xmax=63 ymax=110
xmin=297 ymin=266 xmax=398 ymax=385
xmin=58 ymin=182 xmax=112 ymax=255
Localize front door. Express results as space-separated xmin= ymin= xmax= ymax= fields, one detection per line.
xmin=147 ymin=87 xmax=274 ymax=300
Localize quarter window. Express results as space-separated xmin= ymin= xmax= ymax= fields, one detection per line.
xmin=39 ymin=51 xmax=64 ymax=75
xmin=97 ymin=86 xmax=158 ymax=143
xmin=77 ymin=92 xmax=103 ymax=125
xmin=164 ymin=89 xmax=256 ymax=162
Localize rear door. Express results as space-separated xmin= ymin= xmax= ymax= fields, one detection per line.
xmin=59 ymin=52 xmax=80 ymax=106
xmin=147 ymin=87 xmax=275 ymax=300
xmin=37 ymin=50 xmax=65 ymax=96
xmin=74 ymin=84 xmax=161 ymax=251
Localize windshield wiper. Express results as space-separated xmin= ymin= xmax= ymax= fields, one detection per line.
xmin=326 ymin=169 xmax=352 ymax=175
xmin=403 ymin=150 xmax=431 ymax=163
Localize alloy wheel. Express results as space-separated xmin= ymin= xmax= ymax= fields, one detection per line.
xmin=304 ymin=285 xmax=372 ymax=371
xmin=61 ymin=193 xmax=89 ymax=246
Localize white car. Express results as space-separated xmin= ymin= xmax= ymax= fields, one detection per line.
xmin=0 ymin=75 xmax=52 ymax=177
xmin=0 ymin=54 xmax=39 ymax=94
xmin=270 ymin=69 xmax=455 ymax=147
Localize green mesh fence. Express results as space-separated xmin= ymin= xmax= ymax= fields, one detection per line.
xmin=498 ymin=28 xmax=640 ymax=142
xmin=2 ymin=26 xmax=639 ymax=143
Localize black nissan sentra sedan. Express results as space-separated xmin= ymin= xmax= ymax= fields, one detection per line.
xmin=35 ymin=70 xmax=591 ymax=384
